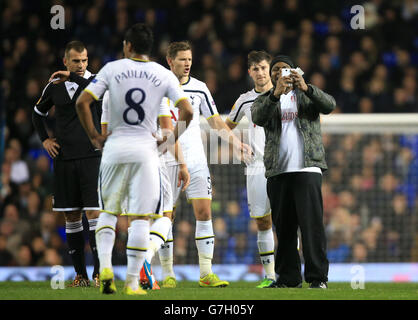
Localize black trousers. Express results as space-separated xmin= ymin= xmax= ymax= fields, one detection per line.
xmin=267 ymin=172 xmax=329 ymax=285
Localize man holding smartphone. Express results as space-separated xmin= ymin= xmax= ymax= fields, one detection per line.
xmin=251 ymin=55 xmax=336 ymax=289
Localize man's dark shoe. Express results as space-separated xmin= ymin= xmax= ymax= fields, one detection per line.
xmin=266 ymin=280 xmax=302 ymax=288
xmin=309 ymin=281 xmax=328 ymax=289
xmin=67 ymin=274 xmax=90 ymax=287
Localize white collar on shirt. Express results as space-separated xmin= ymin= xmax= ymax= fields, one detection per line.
xmin=65 ymin=70 xmax=92 ymax=99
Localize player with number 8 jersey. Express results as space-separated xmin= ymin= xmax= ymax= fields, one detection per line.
xmin=84 ymin=64 xmax=185 ymax=165
xmin=84 ymin=51 xmax=188 ymax=216
xmin=75 ymin=23 xmax=193 ymax=295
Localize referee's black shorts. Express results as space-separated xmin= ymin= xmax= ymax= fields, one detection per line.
xmin=52 ymin=157 xmax=101 ymax=212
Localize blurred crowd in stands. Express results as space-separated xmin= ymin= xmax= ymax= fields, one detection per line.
xmin=1 ymin=0 xmax=417 ymax=268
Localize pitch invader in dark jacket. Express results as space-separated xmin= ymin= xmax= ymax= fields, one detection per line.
xmin=32 ymin=41 xmax=101 ymax=287
xmin=251 ymin=55 xmax=336 ymax=289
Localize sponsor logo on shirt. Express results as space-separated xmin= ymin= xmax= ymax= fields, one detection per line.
xmin=281 ymin=111 xmax=298 ymax=122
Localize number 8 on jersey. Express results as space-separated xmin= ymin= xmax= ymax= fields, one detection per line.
xmin=123 ymin=88 xmax=145 ymax=125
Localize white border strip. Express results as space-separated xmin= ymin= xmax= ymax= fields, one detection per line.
xmin=1 ymin=263 xmax=417 ymax=282
xmin=82 ymin=207 xmax=101 ymax=211
xmin=34 ymin=106 xmax=48 ymax=117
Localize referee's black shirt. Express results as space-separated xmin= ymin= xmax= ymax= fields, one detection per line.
xmin=32 ymin=71 xmax=102 ymax=161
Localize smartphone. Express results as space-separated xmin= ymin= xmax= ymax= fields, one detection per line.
xmin=281 ymin=68 xmax=293 ymax=87
xmin=281 ymin=68 xmax=291 ymax=77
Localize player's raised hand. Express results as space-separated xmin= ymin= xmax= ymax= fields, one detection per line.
xmin=49 ymin=70 xmax=71 ymax=84
xmin=290 ymin=69 xmax=308 ymax=92
xmin=178 ymin=164 xmax=190 ymax=191
xmin=42 ymin=138 xmax=60 ymax=158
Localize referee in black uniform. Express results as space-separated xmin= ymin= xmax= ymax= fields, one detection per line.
xmin=32 ymin=41 xmax=101 ymax=287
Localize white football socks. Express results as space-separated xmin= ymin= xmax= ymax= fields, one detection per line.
xmin=159 ymin=226 xmax=175 ymax=279
xmin=126 ymin=219 xmax=149 ymax=290
xmin=65 ymin=220 xmax=83 ymax=234
xmin=257 ymin=228 xmax=276 ymax=280
xmin=195 ymin=220 xmax=215 ymax=278
xmin=95 ymin=212 xmax=117 ymax=272
xmin=145 ymin=216 xmax=172 ymax=263
xmin=87 ymin=218 xmax=98 ymax=231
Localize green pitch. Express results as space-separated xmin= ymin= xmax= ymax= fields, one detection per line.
xmin=0 ymin=281 xmax=417 ymax=300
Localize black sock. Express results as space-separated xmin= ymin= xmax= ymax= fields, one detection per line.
xmin=66 ymin=221 xmax=87 ymax=278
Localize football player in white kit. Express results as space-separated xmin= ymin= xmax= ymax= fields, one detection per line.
xmin=75 ymin=24 xmax=193 ymax=295
xmin=225 ymin=51 xmax=276 ymax=288
xmin=156 ymin=41 xmax=251 ymax=288
xmin=101 ymin=91 xmax=190 ymax=291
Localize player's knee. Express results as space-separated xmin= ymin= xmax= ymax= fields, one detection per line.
xmin=255 ymin=215 xmax=272 ymax=231
xmin=64 ymin=211 xmax=82 ymax=222
xmin=163 ymin=211 xmax=173 ymax=220
xmin=85 ymin=210 xmax=100 ymax=220
xmin=192 ymin=199 xmax=212 ymax=220
xmin=195 ymin=208 xmax=211 ymax=221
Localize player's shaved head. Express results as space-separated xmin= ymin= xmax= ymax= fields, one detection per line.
xmin=124 ymin=23 xmax=154 ymax=55
xmin=167 ymin=41 xmax=192 ymax=59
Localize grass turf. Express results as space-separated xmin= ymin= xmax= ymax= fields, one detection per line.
xmin=0 ymin=281 xmax=417 ymax=300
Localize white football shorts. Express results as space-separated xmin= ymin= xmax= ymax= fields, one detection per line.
xmin=246 ymin=166 xmax=271 ymax=218
xmin=160 ymin=161 xmax=174 ymax=214
xmin=166 ymin=164 xmax=181 ymax=209
xmin=98 ymin=161 xmax=162 ymax=217
xmin=168 ymin=164 xmax=212 ymax=205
